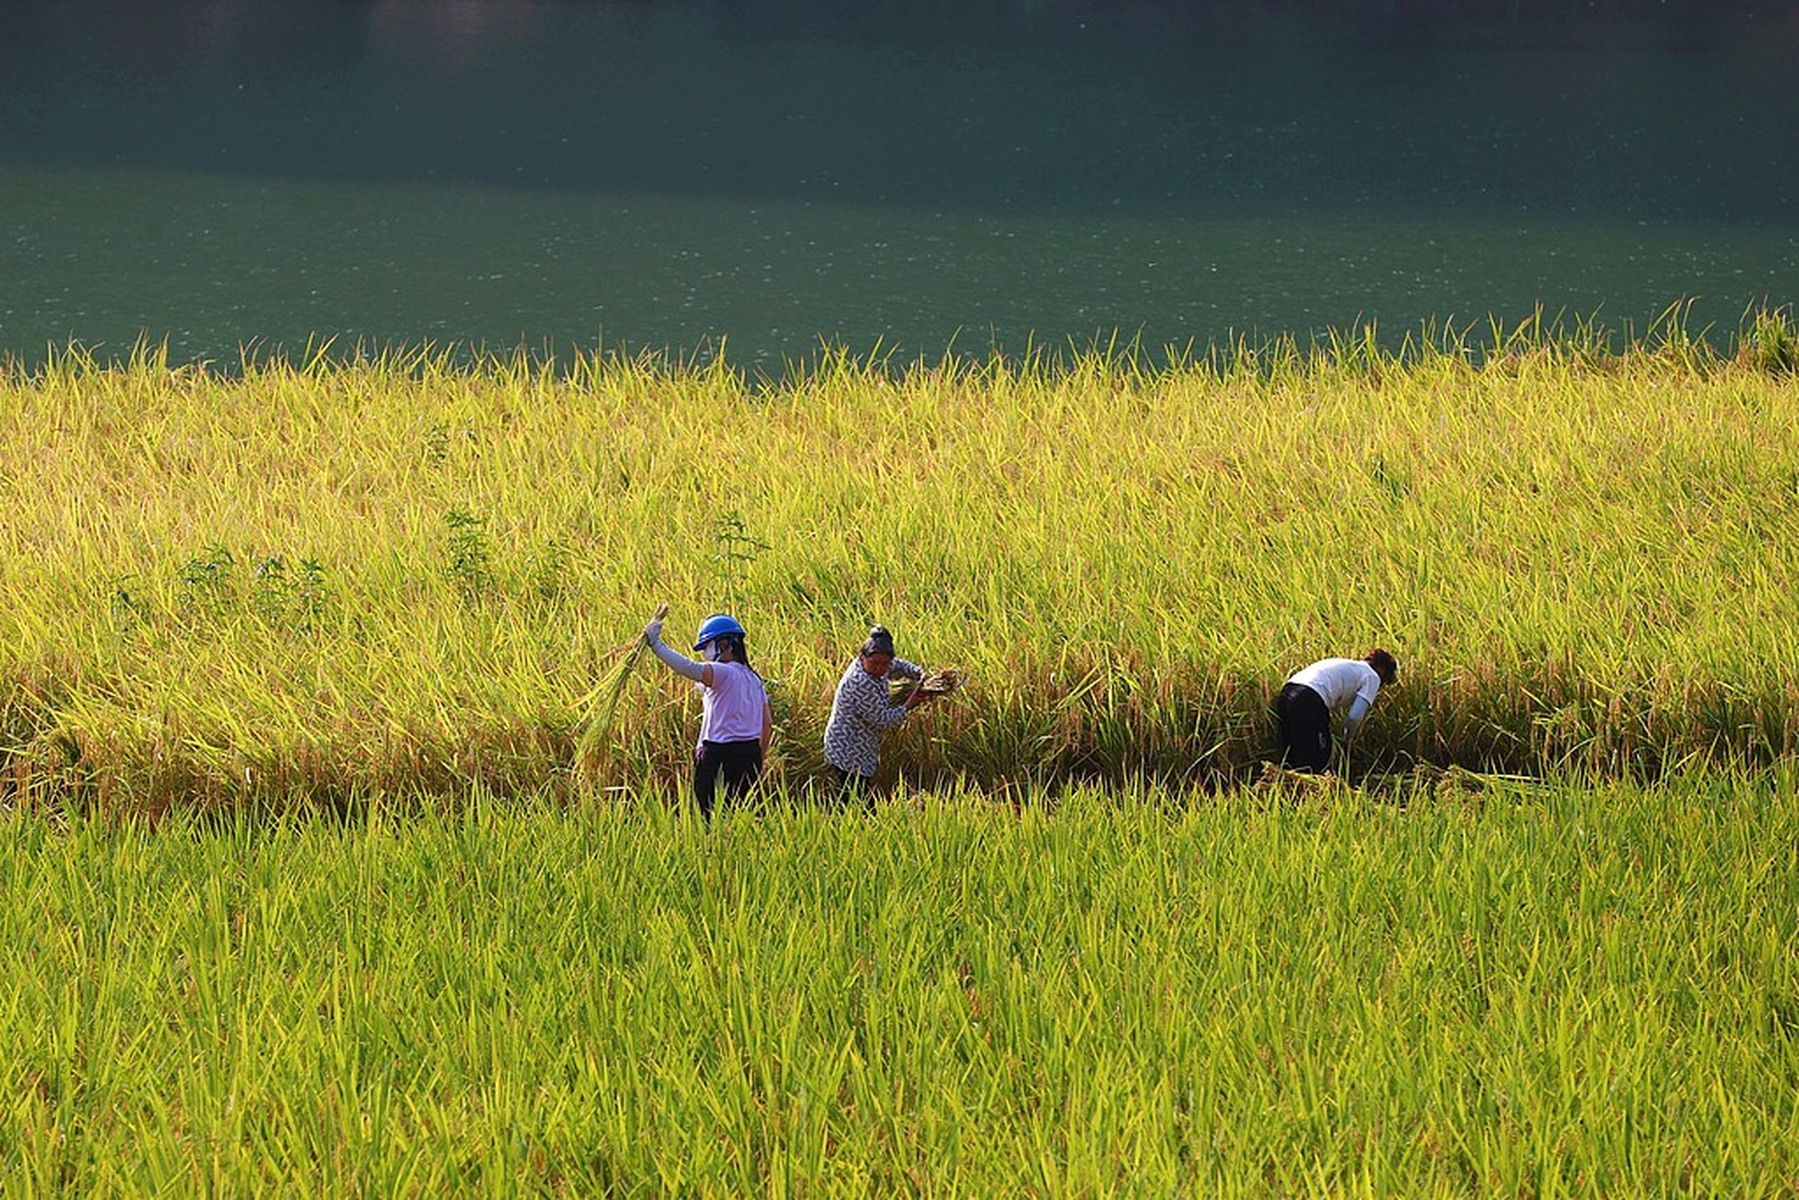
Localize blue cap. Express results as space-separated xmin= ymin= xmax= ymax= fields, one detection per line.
xmin=693 ymin=613 xmax=746 ymax=651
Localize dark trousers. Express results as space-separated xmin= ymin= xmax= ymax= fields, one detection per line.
xmin=694 ymin=739 xmax=762 ymax=819
xmin=827 ymin=765 xmax=874 ymax=812
xmin=1274 ymin=682 xmax=1332 ymax=773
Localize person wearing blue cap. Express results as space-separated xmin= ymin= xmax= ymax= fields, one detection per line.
xmin=643 ymin=611 xmax=772 ymax=819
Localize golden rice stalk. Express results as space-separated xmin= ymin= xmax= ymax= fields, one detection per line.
xmin=577 ymin=602 xmax=668 ymax=773
xmin=918 ymin=668 xmax=965 ymax=695
xmin=891 ymin=668 xmax=966 ymax=704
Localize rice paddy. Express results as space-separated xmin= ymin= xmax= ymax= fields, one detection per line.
xmin=5 ymin=778 xmax=1797 ymax=1194
xmin=3 ymin=311 xmax=1798 ymax=1192
xmin=3 ymin=313 xmax=1797 ymax=814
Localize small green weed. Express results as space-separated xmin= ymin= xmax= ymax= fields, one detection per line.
xmin=443 ymin=508 xmax=494 ymax=603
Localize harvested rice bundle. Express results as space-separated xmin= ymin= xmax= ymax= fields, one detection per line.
xmin=918 ymin=668 xmax=965 ymax=695
xmin=891 ymin=668 xmax=966 ymax=703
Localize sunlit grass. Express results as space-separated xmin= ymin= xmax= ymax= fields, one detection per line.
xmin=1 ymin=308 xmax=1797 ymax=815
xmin=4 ymin=775 xmax=1796 ymax=1194
xmin=5 ymin=312 xmax=1798 ymax=1192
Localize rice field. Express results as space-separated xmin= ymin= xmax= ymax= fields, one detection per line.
xmin=5 ymin=776 xmax=1797 ymax=1195
xmin=4 ymin=313 xmax=1799 ymax=1193
xmin=3 ymin=312 xmax=1798 ymax=815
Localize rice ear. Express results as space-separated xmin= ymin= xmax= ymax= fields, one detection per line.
xmin=919 ymin=668 xmax=965 ymax=695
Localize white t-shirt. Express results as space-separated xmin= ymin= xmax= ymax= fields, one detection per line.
xmin=697 ymin=661 xmax=768 ymax=745
xmin=1288 ymin=658 xmax=1381 ymax=712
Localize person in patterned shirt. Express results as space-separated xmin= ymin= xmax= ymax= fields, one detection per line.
xmin=822 ymin=625 xmax=937 ymax=806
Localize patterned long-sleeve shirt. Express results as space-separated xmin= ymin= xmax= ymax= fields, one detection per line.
xmin=822 ymin=657 xmax=922 ymax=778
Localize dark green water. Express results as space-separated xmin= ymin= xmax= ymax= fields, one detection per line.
xmin=2 ymin=1 xmax=1795 ymax=371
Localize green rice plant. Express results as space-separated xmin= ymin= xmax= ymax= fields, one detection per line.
xmin=2 ymin=775 xmax=1796 ymax=1193
xmin=1739 ymin=303 xmax=1799 ymax=375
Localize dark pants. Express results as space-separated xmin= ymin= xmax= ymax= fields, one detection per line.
xmin=694 ymin=739 xmax=762 ymax=819
xmin=1274 ymin=682 xmax=1332 ymax=773
xmin=827 ymin=765 xmax=874 ymax=812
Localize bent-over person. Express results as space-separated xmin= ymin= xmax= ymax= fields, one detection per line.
xmin=1274 ymin=649 xmax=1398 ymax=774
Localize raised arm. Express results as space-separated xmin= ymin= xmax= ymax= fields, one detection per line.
xmin=644 ymin=614 xmax=715 ymax=686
